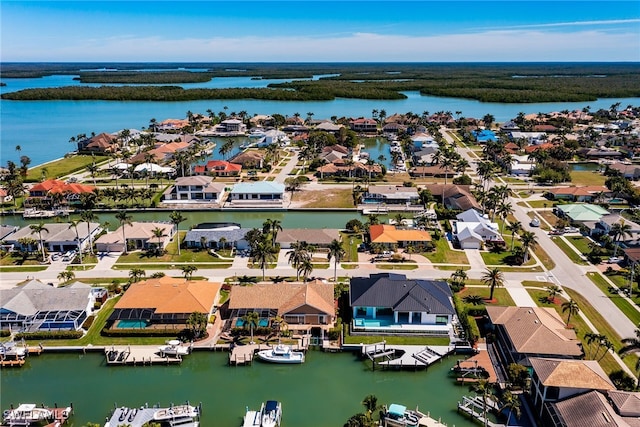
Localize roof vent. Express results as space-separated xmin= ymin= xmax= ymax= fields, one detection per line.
xmin=528 ymin=309 xmax=533 ymax=314
xmin=534 ymin=320 xmax=539 ymax=324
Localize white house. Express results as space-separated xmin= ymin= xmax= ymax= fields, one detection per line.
xmin=162 ymin=176 xmax=226 ymax=204
xmin=453 ymin=209 xmax=502 ymax=249
xmin=6 ymin=222 xmax=102 ymax=253
xmin=95 ymin=222 xmax=176 ymax=253
xmin=227 ymin=182 xmax=285 ymax=207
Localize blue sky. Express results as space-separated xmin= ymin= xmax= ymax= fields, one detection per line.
xmin=2 ymin=1 xmax=639 ymax=62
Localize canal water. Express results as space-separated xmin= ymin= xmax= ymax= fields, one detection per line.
xmin=1 ymin=351 xmax=478 ymax=427
xmin=0 ymin=210 xmax=366 ymax=230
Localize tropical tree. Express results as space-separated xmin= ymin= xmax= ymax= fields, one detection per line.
xmin=29 ymin=222 xmax=49 ymax=261
xmin=80 ymin=210 xmax=99 ymax=255
xmin=545 ymin=285 xmax=561 ymax=303
xmin=327 ymin=239 xmax=345 ymax=282
xmin=57 ymin=270 xmax=75 ymax=284
xmin=252 ymin=236 xmax=276 ymax=281
xmin=561 ymin=299 xmax=579 ymax=325
xmin=298 ymin=257 xmax=314 ymax=282
xmin=115 ymin=210 xmax=133 ymax=254
xmin=150 ymin=227 xmax=167 ymax=256
xmin=186 ymin=311 xmax=208 ymax=339
xmin=361 ymin=394 xmax=379 ymax=425
xmin=68 ymin=219 xmax=84 ymax=264
xmin=585 ymin=332 xmax=613 ymax=361
xmin=463 ymin=294 xmax=484 ymax=305
xmin=287 ymin=241 xmax=313 ymax=281
xmin=611 ymin=220 xmax=633 ymax=258
xmin=505 ymin=221 xmax=522 ymax=252
xmin=180 ymin=265 xmax=198 ymax=280
xmin=450 ymin=268 xmax=468 ymax=288
xmin=482 ymin=267 xmax=504 ymax=301
xmin=470 ymin=379 xmax=494 ymax=427
xmin=86 ymin=163 xmax=99 ymax=186
xmin=262 ymin=219 xmax=283 ymax=247
xmin=520 ymin=231 xmax=538 ymax=263
xmin=496 ymin=202 xmax=513 ymax=234
xmin=242 ymin=311 xmax=260 ymax=344
xmin=619 ymin=325 xmax=640 ymax=377
xmin=169 ymin=211 xmax=187 ymax=255
xmin=499 ymin=390 xmax=521 ymax=426
xmin=129 ymin=268 xmax=146 ymax=283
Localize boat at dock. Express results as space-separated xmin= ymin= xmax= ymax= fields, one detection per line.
xmin=158 ymin=340 xmax=191 ymax=357
xmin=22 ymin=208 xmax=69 ymax=219
xmin=242 ymin=402 xmax=264 ymax=427
xmin=261 ymin=401 xmax=281 ymax=427
xmin=104 ymin=403 xmax=200 ymax=427
xmin=256 ymin=344 xmax=304 ymax=364
xmin=382 ymin=403 xmax=448 ymax=427
xmin=2 ymin=403 xmax=72 ymax=427
xmin=0 ymin=342 xmax=28 ymax=360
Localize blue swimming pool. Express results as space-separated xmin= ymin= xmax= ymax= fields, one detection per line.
xmin=117 ymin=320 xmax=148 ymax=329
xmin=235 ymin=318 xmax=270 ymax=327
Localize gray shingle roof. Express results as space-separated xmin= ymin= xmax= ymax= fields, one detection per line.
xmin=350 ymin=273 xmax=454 ymax=315
xmin=1 ymin=280 xmax=92 ymax=316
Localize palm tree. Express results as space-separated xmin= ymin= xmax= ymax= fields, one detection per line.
xmin=463 ymin=294 xmax=484 ymax=305
xmin=57 ymin=270 xmax=75 ymax=284
xmin=67 ymin=219 xmax=84 ymax=264
xmin=262 ymin=219 xmax=283 ymax=247
xmin=29 ymin=222 xmax=49 ymax=261
xmin=545 ymin=285 xmax=561 ymax=304
xmin=506 ymin=221 xmax=522 ymax=252
xmin=450 ymin=268 xmax=468 ymax=288
xmin=86 ymin=163 xmax=99 ymax=186
xmin=482 ymin=267 xmax=504 ymax=301
xmin=186 ymin=311 xmax=208 ymax=339
xmin=619 ymin=325 xmax=640 ymax=374
xmin=80 ymin=210 xmax=98 ymax=255
xmin=327 ymin=239 xmax=345 ymax=282
xmin=169 ymin=211 xmax=187 ymax=255
xmin=520 ymin=231 xmax=538 ymax=263
xmin=242 ymin=311 xmax=260 ymax=344
xmin=252 ymin=237 xmax=276 ymax=281
xmin=287 ymin=241 xmax=312 ymax=281
xmin=115 ymin=210 xmax=133 ymax=254
xmin=361 ymin=395 xmax=379 ymax=425
xmin=496 ymin=202 xmax=513 ymax=234
xmin=129 ymin=268 xmax=146 ymax=283
xmin=611 ymin=220 xmax=633 ymax=258
xmin=561 ymin=299 xmax=579 ymax=325
xmin=298 ymin=257 xmax=314 ymax=282
xmin=180 ymin=265 xmax=198 ymax=280
xmin=499 ymin=390 xmax=521 ymax=426
xmin=150 ymin=227 xmax=167 ymax=256
xmin=470 ymin=379 xmax=494 ymax=427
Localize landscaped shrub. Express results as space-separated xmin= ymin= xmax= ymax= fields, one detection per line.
xmin=230 ymin=326 xmax=272 ymax=337
xmin=101 ymin=327 xmax=182 ymax=337
xmin=0 ymin=330 xmax=11 ymax=337
xmin=328 ymin=318 xmax=343 ymax=341
xmin=15 ymin=330 xmax=83 ymax=340
xmin=82 ymin=315 xmax=95 ymax=330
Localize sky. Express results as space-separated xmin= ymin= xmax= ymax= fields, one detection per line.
xmin=1 ymin=1 xmax=639 ymax=62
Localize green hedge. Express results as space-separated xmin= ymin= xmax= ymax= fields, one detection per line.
xmin=452 ymin=295 xmax=480 ymax=344
xmin=0 ymin=330 xmax=11 ymax=337
xmin=101 ymin=327 xmax=182 ymax=337
xmin=15 ymin=330 xmax=83 ymax=340
xmin=230 ymin=326 xmax=273 ymax=337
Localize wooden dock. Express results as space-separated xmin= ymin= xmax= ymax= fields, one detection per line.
xmin=104 ymin=346 xmax=183 ymax=366
xmin=457 ymin=395 xmax=505 ymax=427
xmin=454 ymin=350 xmax=497 ymax=384
xmin=0 ymin=359 xmax=26 ymax=368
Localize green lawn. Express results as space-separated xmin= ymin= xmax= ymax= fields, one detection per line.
xmin=551 ymin=237 xmax=588 ymax=265
xmin=376 ymin=263 xmax=419 ymax=270
xmin=423 ymin=238 xmax=469 ymax=264
xmin=113 ymin=263 xmax=231 ymax=270
xmin=587 ymin=272 xmax=640 ymax=326
xmin=480 ymin=246 xmax=536 ymax=267
xmin=0 ymin=265 xmax=48 ymax=272
xmin=570 ymin=171 xmax=607 ymax=186
xmin=566 ymin=236 xmax=593 ymax=254
xmin=27 ymin=155 xmax=110 ymax=181
xmin=458 ymin=285 xmax=515 ymax=307
xmin=115 ymin=245 xmax=232 ymax=265
xmin=343 ymin=333 xmax=450 ymax=346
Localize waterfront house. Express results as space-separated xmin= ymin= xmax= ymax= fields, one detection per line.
xmin=156 ymin=118 xmax=190 ymax=131
xmin=95 ymin=221 xmax=175 ymax=253
xmin=109 ymin=277 xmax=219 ymax=328
xmin=0 ymin=279 xmax=95 ymax=332
xmin=349 ymin=118 xmax=377 ymax=133
xmin=316 ymin=160 xmax=383 ymax=179
xmin=509 ymin=131 xmax=548 ymax=145
xmin=214 ymin=118 xmax=246 ymax=134
xmin=315 ymin=122 xmax=343 ymax=133
xmin=472 ymin=129 xmax=497 ymax=143
xmin=408 ymin=164 xmax=455 ymax=178
xmin=423 ymin=184 xmax=480 ymax=211
xmin=544 ymin=389 xmax=640 ymax=427
xmin=27 ymin=179 xmax=96 ymax=208
xmin=0 ymin=224 xmax=18 ymax=241
xmin=227 ymin=182 xmax=285 ymax=207
xmin=411 ymin=133 xmax=436 ymax=149
xmin=162 ymin=176 xmax=226 ymax=204
xmin=79 ymin=132 xmax=119 ymax=153
xmin=131 ymin=141 xmax=191 ymax=164
xmin=229 ymin=150 xmax=265 ymax=169
xmin=608 ymin=162 xmax=640 ymax=179
xmin=227 ymin=280 xmax=335 ymax=334
xmin=349 ymin=273 xmax=454 ymax=336
xmin=362 ymin=185 xmax=420 ymax=206
xmin=485 ymin=306 xmax=583 ymax=369
xmin=528 ymin=357 xmax=615 ymax=423
xmin=275 ymin=228 xmax=342 ymax=249
xmin=452 ymin=209 xmax=502 ymax=250
xmin=545 ymin=185 xmax=610 ymax=203
xmin=369 ymin=224 xmax=432 ymax=249
xmin=5 ymin=222 xmax=101 ymax=253
xmin=590 ymin=214 xmax=640 ymax=240
xmin=193 ymin=160 xmax=242 ymax=177
xmin=183 ymin=223 xmax=251 ymax=250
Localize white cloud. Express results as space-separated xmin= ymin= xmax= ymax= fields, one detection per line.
xmin=5 ymin=29 xmax=639 ymax=62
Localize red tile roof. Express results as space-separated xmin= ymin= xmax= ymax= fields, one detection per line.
xmin=29 ymin=179 xmax=95 ymax=196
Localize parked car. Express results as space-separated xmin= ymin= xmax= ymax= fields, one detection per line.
xmin=564 ymin=227 xmax=580 ymax=233
xmin=549 ymin=229 xmax=564 ymax=235
xmin=530 ymin=217 xmax=540 ymax=227
xmin=50 ymin=253 xmax=60 ymax=261
xmin=607 ymin=256 xmax=622 ymax=264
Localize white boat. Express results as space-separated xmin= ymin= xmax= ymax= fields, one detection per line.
xmin=0 ymin=341 xmax=28 ymax=359
xmin=249 ymin=129 xmax=266 ymax=138
xmin=261 ymin=401 xmax=281 ymax=427
xmin=257 ymin=344 xmax=305 ymax=364
xmin=3 ymin=404 xmax=53 ymax=425
xmin=242 ymin=402 xmax=264 ymax=427
xmin=158 ymin=340 xmax=191 ymax=357
xmin=153 ymin=404 xmax=200 ymax=422
xmin=382 ymin=403 xmax=421 ymax=427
